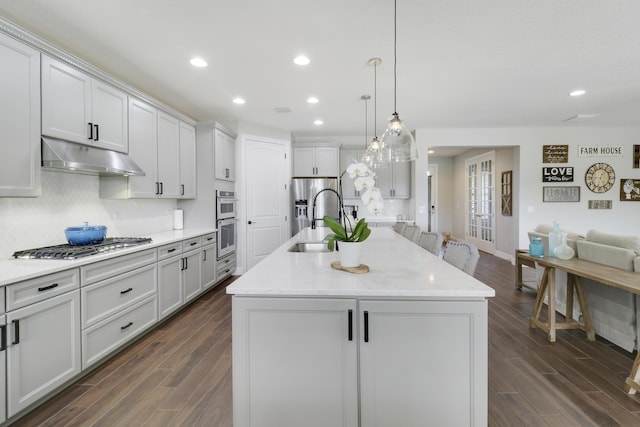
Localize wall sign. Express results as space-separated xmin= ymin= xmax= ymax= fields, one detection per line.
xmin=577 ymin=145 xmax=624 ymax=157
xmin=620 ymin=179 xmax=640 ymax=201
xmin=501 ymin=171 xmax=512 ymax=216
xmin=543 ymin=186 xmax=580 ymax=202
xmin=634 ymin=145 xmax=640 ymax=168
xmin=588 ymin=200 xmax=612 ymax=209
xmin=542 ymin=166 xmax=573 ymax=182
xmin=542 ymin=145 xmax=568 ymax=163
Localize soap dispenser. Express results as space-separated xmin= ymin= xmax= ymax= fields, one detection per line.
xmin=548 ymin=221 xmax=562 ymax=257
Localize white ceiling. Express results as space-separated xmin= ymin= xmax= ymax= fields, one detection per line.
xmin=2 ymin=0 xmax=640 ymax=140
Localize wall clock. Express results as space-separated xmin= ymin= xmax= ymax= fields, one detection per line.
xmin=585 ymin=162 xmax=615 ymax=193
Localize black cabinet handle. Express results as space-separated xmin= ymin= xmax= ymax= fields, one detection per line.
xmin=94 ymin=124 xmax=99 ymax=141
xmin=38 ymin=283 xmax=59 ymax=292
xmin=167 ymin=248 xmax=177 ymax=253
xmin=363 ymin=311 xmax=369 ymax=343
xmin=203 ymin=250 xmax=207 ymax=262
xmin=348 ymin=309 xmax=353 ymax=341
xmin=155 ymin=182 xmax=160 ymax=195
xmin=190 ymin=242 xmax=197 ymax=246
xmin=0 ymin=325 xmax=6 ymax=351
xmin=120 ymin=288 xmax=133 ymax=295
xmin=120 ymin=322 xmax=133 ymax=330
xmin=159 ymin=182 xmax=164 ymax=195
xmin=11 ymin=320 xmax=19 ymax=345
xmin=184 ymin=257 xmax=188 ymax=270
xmin=206 ymin=237 xmax=214 ymax=241
xmin=181 ymin=184 xmax=185 ymax=196
xmin=88 ymin=122 xmax=93 ymax=140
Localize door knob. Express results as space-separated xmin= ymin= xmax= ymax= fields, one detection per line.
xmin=248 ymin=220 xmax=254 ymax=224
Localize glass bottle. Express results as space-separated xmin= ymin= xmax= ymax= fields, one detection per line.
xmin=529 ymin=237 xmax=544 ymax=258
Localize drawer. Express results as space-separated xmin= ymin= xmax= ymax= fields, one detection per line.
xmin=82 ymin=295 xmax=157 ymax=369
xmin=7 ymin=268 xmax=80 ymax=311
xmin=81 ymin=248 xmax=157 ymax=286
xmin=182 ymin=236 xmax=202 ymax=251
xmin=217 ymin=257 xmax=236 ymax=278
xmin=158 ymin=242 xmax=182 ymax=261
xmin=82 ymin=264 xmax=157 ymax=328
xmin=0 ymin=289 xmax=4 ymax=314
xmin=202 ymin=232 xmax=216 ymax=245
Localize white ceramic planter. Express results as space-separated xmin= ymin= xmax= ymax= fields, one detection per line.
xmin=338 ymin=241 xmax=362 ymax=267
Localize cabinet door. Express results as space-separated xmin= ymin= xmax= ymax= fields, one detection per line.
xmin=215 ymin=129 xmax=236 ymax=181
xmin=359 ymin=300 xmax=488 ymax=427
xmin=391 ymin=161 xmax=411 ymax=199
xmin=0 ymin=33 xmax=40 ymax=197
xmin=183 ymin=249 xmax=203 ymax=303
xmin=91 ymin=79 xmax=128 ymax=153
xmin=41 ymin=55 xmax=92 ymax=144
xmin=292 ymin=147 xmax=316 ymax=176
xmin=158 ymin=256 xmax=183 ymax=320
xmin=157 ymin=111 xmax=181 ymax=198
xmin=340 ymin=149 xmax=364 ymax=198
xmin=202 ymin=244 xmax=217 ymax=290
xmin=179 ymin=122 xmax=197 ymax=198
xmin=315 ymin=146 xmax=339 ymax=176
xmin=6 ymin=290 xmax=81 ymax=418
xmin=127 ymin=97 xmax=158 ymax=198
xmin=0 ymin=315 xmax=5 ymax=424
xmin=232 ymin=297 xmax=358 ymax=427
xmin=375 ymin=164 xmax=393 ymax=197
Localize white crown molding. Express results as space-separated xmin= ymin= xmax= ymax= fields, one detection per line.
xmin=0 ymin=16 xmax=195 ymax=125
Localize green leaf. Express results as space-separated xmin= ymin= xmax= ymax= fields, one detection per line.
xmin=322 ymin=216 xmax=346 ymax=239
xmin=352 ymin=219 xmax=368 ymax=238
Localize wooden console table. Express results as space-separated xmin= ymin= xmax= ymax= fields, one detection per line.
xmin=515 ymin=250 xmax=640 ymax=394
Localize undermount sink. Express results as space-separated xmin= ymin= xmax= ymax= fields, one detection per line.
xmin=288 ymin=241 xmax=333 ymax=253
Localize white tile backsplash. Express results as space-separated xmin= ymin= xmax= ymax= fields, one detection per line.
xmin=0 ymin=171 xmax=176 ymax=258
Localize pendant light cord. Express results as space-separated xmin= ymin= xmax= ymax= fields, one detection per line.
xmin=393 ymin=0 xmax=397 ymax=114
xmin=374 ymin=61 xmax=378 ymax=138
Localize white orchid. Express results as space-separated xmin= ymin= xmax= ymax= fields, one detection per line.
xmin=366 ymin=200 xmax=384 ymax=215
xmin=354 ymin=175 xmax=375 ymax=191
xmin=361 ymin=188 xmax=382 ymax=204
xmin=346 ymin=162 xmax=369 ymax=179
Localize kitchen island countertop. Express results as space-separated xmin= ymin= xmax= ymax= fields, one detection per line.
xmin=227 ymin=227 xmax=495 ymax=298
xmin=0 ymin=228 xmax=216 ymax=286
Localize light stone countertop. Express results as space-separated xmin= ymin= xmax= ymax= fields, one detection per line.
xmin=0 ymin=228 xmax=216 ymax=286
xmin=227 ymin=227 xmax=495 ymax=298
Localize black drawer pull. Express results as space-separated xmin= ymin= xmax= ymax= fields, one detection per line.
xmin=167 ymin=248 xmax=177 ymax=253
xmin=190 ymin=242 xmax=197 ymax=246
xmin=94 ymin=124 xmax=99 ymax=141
xmin=206 ymin=237 xmax=214 ymax=241
xmin=120 ymin=288 xmax=133 ymax=295
xmin=121 ymin=322 xmax=133 ymax=330
xmin=38 ymin=283 xmax=59 ymax=292
xmin=11 ymin=320 xmax=19 ymax=345
xmin=0 ymin=325 xmax=6 ymax=351
xmin=348 ymin=309 xmax=353 ymax=341
xmin=88 ymin=122 xmax=93 ymax=139
xmin=364 ymin=311 xmax=369 ymax=343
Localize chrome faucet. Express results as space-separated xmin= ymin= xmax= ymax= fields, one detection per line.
xmin=311 ymin=188 xmax=342 ymax=229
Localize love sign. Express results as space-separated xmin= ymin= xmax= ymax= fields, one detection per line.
xmin=542 ymin=167 xmax=574 ymax=182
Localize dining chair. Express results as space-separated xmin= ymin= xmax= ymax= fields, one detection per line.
xmin=443 ymin=241 xmax=480 ymax=276
xmin=402 ymin=225 xmax=421 ymax=243
xmin=417 ymin=231 xmax=444 ymax=256
xmin=393 ymin=222 xmax=407 ymax=235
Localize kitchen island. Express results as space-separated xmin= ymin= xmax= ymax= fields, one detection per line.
xmin=227 ymin=227 xmax=495 ymax=427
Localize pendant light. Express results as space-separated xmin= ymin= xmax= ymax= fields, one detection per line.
xmin=362 ymin=57 xmax=387 ymax=169
xmin=380 ymin=0 xmax=417 ymax=162
xmin=360 ymin=94 xmax=371 ymax=164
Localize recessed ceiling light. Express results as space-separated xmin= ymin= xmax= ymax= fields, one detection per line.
xmin=233 ymin=97 xmax=245 ymax=105
xmin=307 ymin=97 xmax=319 ymax=104
xmin=427 ymin=150 xmax=434 ymax=154
xmin=569 ymin=89 xmax=586 ymax=97
xmin=313 ymin=119 xmax=324 ymax=125
xmin=294 ymin=55 xmax=310 ymax=65
xmin=190 ymin=57 xmax=207 ymax=67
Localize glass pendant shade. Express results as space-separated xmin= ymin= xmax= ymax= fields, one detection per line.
xmin=380 ymin=112 xmax=417 ymax=162
xmin=362 ymin=136 xmax=388 ymax=169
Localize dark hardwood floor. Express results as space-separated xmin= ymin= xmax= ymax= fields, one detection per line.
xmin=13 ymin=252 xmax=640 ymax=426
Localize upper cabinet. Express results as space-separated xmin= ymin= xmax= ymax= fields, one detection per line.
xmin=179 ymin=122 xmax=197 ymax=198
xmin=41 ymin=55 xmax=128 ymax=153
xmin=0 ymin=33 xmax=41 ymax=197
xmin=340 ymin=148 xmax=365 ymax=198
xmin=293 ymin=144 xmax=340 ymax=177
xmin=214 ymin=128 xmax=236 ymax=181
xmin=376 ymin=161 xmax=411 ymax=199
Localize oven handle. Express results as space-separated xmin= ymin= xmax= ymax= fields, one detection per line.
xmin=217 ymin=218 xmax=239 ymax=225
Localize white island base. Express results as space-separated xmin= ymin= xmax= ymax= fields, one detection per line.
xmin=228 ymin=228 xmax=495 ymax=427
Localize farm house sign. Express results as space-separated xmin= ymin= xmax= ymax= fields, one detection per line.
xmin=577 ymin=145 xmax=624 ymax=157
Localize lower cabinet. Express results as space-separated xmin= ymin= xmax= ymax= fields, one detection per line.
xmin=232 ymin=297 xmax=488 ymax=427
xmin=6 ymin=289 xmax=81 ymax=418
xmin=0 ymin=314 xmax=6 ymax=424
xmin=183 ymin=248 xmax=203 ymax=303
xmin=202 ymin=243 xmax=217 ymax=290
xmin=158 ymin=253 xmax=183 ymax=320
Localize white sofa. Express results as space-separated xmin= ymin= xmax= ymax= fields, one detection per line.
xmin=528 ymin=226 xmax=640 ymax=352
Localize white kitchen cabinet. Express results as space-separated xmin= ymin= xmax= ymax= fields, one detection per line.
xmin=232 ymin=296 xmax=488 ymax=427
xmin=183 ymin=248 xmax=203 ymax=303
xmin=202 ymin=241 xmax=218 ymax=290
xmin=376 ymin=160 xmax=411 ymax=199
xmin=215 ymin=128 xmax=236 ymax=181
xmin=179 ymin=121 xmax=197 ymax=198
xmin=293 ymin=144 xmax=340 ymax=177
xmin=339 ymin=148 xmax=365 ymax=198
xmin=0 ymin=32 xmax=41 ymax=197
xmin=41 ymin=55 xmax=128 ymax=153
xmin=158 ymin=249 xmax=183 ymax=320
xmin=0 ymin=314 xmax=6 ymax=424
xmin=232 ymin=297 xmax=358 ymax=427
xmin=156 ymin=110 xmax=181 ymax=198
xmin=6 ymin=275 xmax=81 ymax=418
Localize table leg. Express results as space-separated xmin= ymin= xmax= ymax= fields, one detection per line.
xmin=573 ymin=276 xmax=596 ymax=341
xmin=566 ymin=273 xmax=575 ymax=323
xmin=624 ymin=352 xmax=640 ymax=394
xmin=547 ymin=268 xmax=556 ymax=342
xmin=530 ymin=267 xmax=549 ymax=329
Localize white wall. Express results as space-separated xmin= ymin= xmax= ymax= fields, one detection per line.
xmin=0 ymin=171 xmax=176 ymax=259
xmin=415 ymin=127 xmax=640 ymax=250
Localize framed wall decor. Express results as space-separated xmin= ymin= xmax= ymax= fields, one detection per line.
xmin=542 ymin=166 xmax=573 ymax=182
xmin=588 ymin=200 xmax=612 ymax=209
xmin=501 ymin=170 xmax=512 ymax=216
xmin=620 ymin=179 xmax=640 ymax=201
xmin=543 ymin=186 xmax=580 ymax=202
xmin=542 ymin=145 xmax=568 ymax=163
xmin=634 ymin=145 xmax=640 ymax=169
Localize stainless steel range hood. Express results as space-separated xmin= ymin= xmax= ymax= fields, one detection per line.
xmin=41 ymin=137 xmax=145 ymax=176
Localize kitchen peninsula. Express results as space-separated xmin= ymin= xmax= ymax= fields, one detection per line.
xmin=227 ymin=227 xmax=495 ymax=427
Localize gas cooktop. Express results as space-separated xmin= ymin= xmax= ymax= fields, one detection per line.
xmin=12 ymin=237 xmax=153 ymax=260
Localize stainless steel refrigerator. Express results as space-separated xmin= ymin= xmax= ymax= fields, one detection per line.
xmin=291 ymin=177 xmax=340 ymax=236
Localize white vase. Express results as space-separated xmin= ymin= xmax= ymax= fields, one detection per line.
xmin=338 ymin=241 xmax=362 ymax=267
xmin=555 ymin=232 xmax=575 ymax=260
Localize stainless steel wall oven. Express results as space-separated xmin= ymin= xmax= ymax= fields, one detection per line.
xmin=216 ymin=190 xmax=237 ymax=260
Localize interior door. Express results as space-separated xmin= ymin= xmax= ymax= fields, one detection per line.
xmin=465 ymin=151 xmax=496 ymax=254
xmin=245 ymin=138 xmax=289 ymax=270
